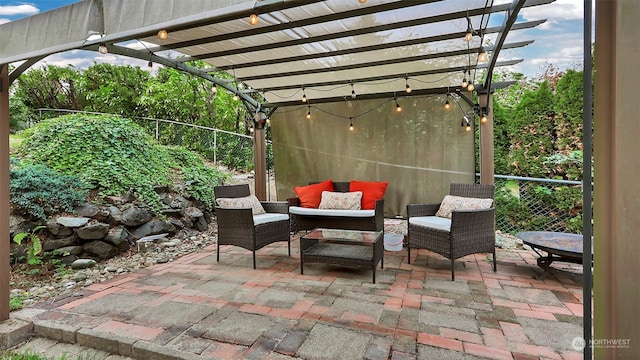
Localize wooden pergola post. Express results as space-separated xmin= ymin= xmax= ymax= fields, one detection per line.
xmin=0 ymin=64 xmax=10 ymax=321
xmin=253 ymin=112 xmax=267 ymax=201
xmin=478 ymin=92 xmax=494 ymax=185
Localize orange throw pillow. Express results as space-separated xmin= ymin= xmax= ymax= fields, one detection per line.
xmin=349 ymin=180 xmax=388 ymax=210
xmin=294 ymin=180 xmax=334 ymax=208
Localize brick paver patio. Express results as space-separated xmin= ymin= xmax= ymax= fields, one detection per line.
xmin=9 ymin=226 xmax=587 ymax=359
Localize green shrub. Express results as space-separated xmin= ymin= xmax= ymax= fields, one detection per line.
xmin=166 ymin=146 xmax=228 ymax=209
xmin=16 ymin=114 xmax=228 ymax=211
xmin=9 ymin=158 xmax=89 ymax=220
xmin=18 ymin=114 xmax=174 ymax=210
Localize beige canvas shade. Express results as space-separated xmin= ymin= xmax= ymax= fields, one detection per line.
xmin=0 ymin=0 xmax=553 ymax=110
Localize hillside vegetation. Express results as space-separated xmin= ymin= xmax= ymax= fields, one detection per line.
xmin=12 ymin=114 xmax=228 ymax=220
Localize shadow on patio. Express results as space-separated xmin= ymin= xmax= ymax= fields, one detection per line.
xmin=7 ymin=222 xmax=585 ymax=360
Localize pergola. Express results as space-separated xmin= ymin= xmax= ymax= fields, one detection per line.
xmin=0 ymin=1 xmax=638 ymax=358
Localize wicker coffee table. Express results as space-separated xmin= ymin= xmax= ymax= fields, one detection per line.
xmin=300 ymin=228 xmax=384 ymax=283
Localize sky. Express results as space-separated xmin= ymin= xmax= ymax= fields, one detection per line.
xmin=0 ymin=0 xmax=589 ymax=79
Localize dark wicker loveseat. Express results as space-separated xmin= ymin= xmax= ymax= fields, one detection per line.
xmin=288 ymin=181 xmax=384 ymax=233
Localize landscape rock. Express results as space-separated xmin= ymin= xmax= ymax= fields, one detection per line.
xmin=56 ymin=217 xmax=90 ymax=228
xmin=122 ymin=207 xmax=153 ymax=227
xmin=184 ymin=206 xmax=204 ymax=219
xmin=53 ymin=246 xmax=84 ymax=256
xmin=107 ymin=206 xmax=124 ymax=225
xmin=76 ymin=203 xmax=101 ymax=218
xmin=77 ymin=222 xmax=110 ymax=240
xmin=193 ymin=216 xmax=209 ymax=232
xmin=71 ymin=259 xmax=97 ymax=270
xmin=130 ymin=219 xmax=176 ymax=239
xmin=104 ymin=226 xmax=129 ymax=246
xmin=43 ymin=235 xmax=77 ymax=252
xmin=83 ymin=240 xmax=119 ymax=259
xmin=46 ymin=218 xmax=73 ymax=237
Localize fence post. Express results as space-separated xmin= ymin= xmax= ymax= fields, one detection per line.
xmin=213 ymin=130 xmax=217 ymax=163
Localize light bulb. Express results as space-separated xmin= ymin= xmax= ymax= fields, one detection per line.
xmin=157 ymin=29 xmax=168 ymax=40
xmin=464 ymin=31 xmax=473 ymax=42
xmin=233 ymin=94 xmax=239 ymax=101
xmin=444 ymin=100 xmax=450 ymax=110
xmin=462 ymin=78 xmax=468 ymax=88
xmin=98 ymin=44 xmax=108 ymax=54
xmin=349 ymin=124 xmax=354 ymax=131
xmin=481 ymin=114 xmax=488 ymax=123
xmin=211 ymin=86 xmax=217 ymax=94
xmin=405 ymin=84 xmax=412 ymax=94
xmin=396 ymin=103 xmax=402 ymax=112
xmin=249 ymin=14 xmax=259 ymax=26
xmin=306 ymin=109 xmax=311 ymax=119
xmin=359 ymin=0 xmax=367 ymax=3
xmin=478 ymin=46 xmax=488 ymax=63
xmin=467 ymin=83 xmax=475 ymax=91
xmin=302 ymin=93 xmax=307 ymax=103
xmin=465 ymin=125 xmax=472 ymax=132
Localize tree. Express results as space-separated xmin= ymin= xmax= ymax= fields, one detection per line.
xmin=507 ymin=81 xmax=556 ymax=178
xmin=80 ymin=63 xmax=150 ymax=117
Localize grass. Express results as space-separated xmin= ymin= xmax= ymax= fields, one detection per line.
xmin=9 ymin=134 xmax=23 ymax=150
xmin=0 ymin=351 xmax=51 ymax=360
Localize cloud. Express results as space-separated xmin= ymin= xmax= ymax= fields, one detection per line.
xmin=0 ymin=4 xmax=39 ymax=16
xmin=519 ymin=0 xmax=583 ymax=22
xmin=0 ymin=18 xmax=11 ymax=25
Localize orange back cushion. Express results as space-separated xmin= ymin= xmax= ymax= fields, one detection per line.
xmin=349 ymin=180 xmax=388 ymax=210
xmin=294 ymin=180 xmax=334 ymax=208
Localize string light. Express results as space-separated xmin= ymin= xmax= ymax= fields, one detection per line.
xmin=405 ymin=77 xmax=412 ymax=94
xmin=350 ymin=83 xmax=356 ymax=99
xmin=467 ymin=82 xmax=475 ymax=92
xmin=395 ymin=97 xmax=402 ymax=112
xmin=301 ymin=87 xmax=307 ymax=103
xmin=306 ymin=106 xmax=311 ymax=119
xmin=358 ymin=0 xmax=367 ymax=3
xmin=444 ymin=94 xmax=451 ymax=110
xmin=157 ymin=29 xmax=168 ymax=40
xmin=349 ymin=118 xmax=354 ymax=131
xmin=211 ymin=86 xmax=217 ymax=94
xmin=233 ymin=93 xmax=239 ymax=101
xmin=480 ymin=107 xmax=490 ymax=123
xmin=464 ymin=17 xmax=474 ymax=42
xmin=478 ymin=46 xmax=488 ymax=63
xmin=461 ymin=69 xmax=468 ymax=89
xmin=249 ymin=14 xmax=259 ymax=25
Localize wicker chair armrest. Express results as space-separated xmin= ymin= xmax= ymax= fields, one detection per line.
xmin=374 ymin=199 xmax=385 ymax=232
xmin=261 ymin=201 xmax=289 ymax=214
xmin=406 ymin=203 xmax=440 ymax=217
xmin=215 ymin=207 xmax=255 ymax=228
xmin=450 ymin=207 xmax=495 ymax=236
xmin=287 ymin=197 xmax=301 ymax=207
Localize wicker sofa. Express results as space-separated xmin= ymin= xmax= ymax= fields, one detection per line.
xmin=288 ymin=181 xmax=384 ymax=233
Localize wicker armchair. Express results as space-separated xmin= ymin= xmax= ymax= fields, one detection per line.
xmin=214 ymin=184 xmax=290 ymax=269
xmin=406 ymin=183 xmax=496 ymax=280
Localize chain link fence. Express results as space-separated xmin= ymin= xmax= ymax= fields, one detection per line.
xmin=35 ymin=109 xmax=271 ymax=173
xmin=32 ymin=109 xmax=583 ymax=228
xmin=491 ymin=175 xmax=584 ymax=235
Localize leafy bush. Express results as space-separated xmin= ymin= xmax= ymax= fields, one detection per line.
xmin=9 ymin=158 xmax=89 ymax=220
xmin=166 ymin=146 xmax=228 ymax=209
xmin=16 ymin=114 xmax=228 ymax=211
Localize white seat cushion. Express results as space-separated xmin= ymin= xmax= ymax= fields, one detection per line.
xmin=289 ymin=206 xmax=375 ymax=218
xmin=253 ymin=213 xmax=289 ymax=226
xmin=409 ymin=216 xmax=451 ymax=232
